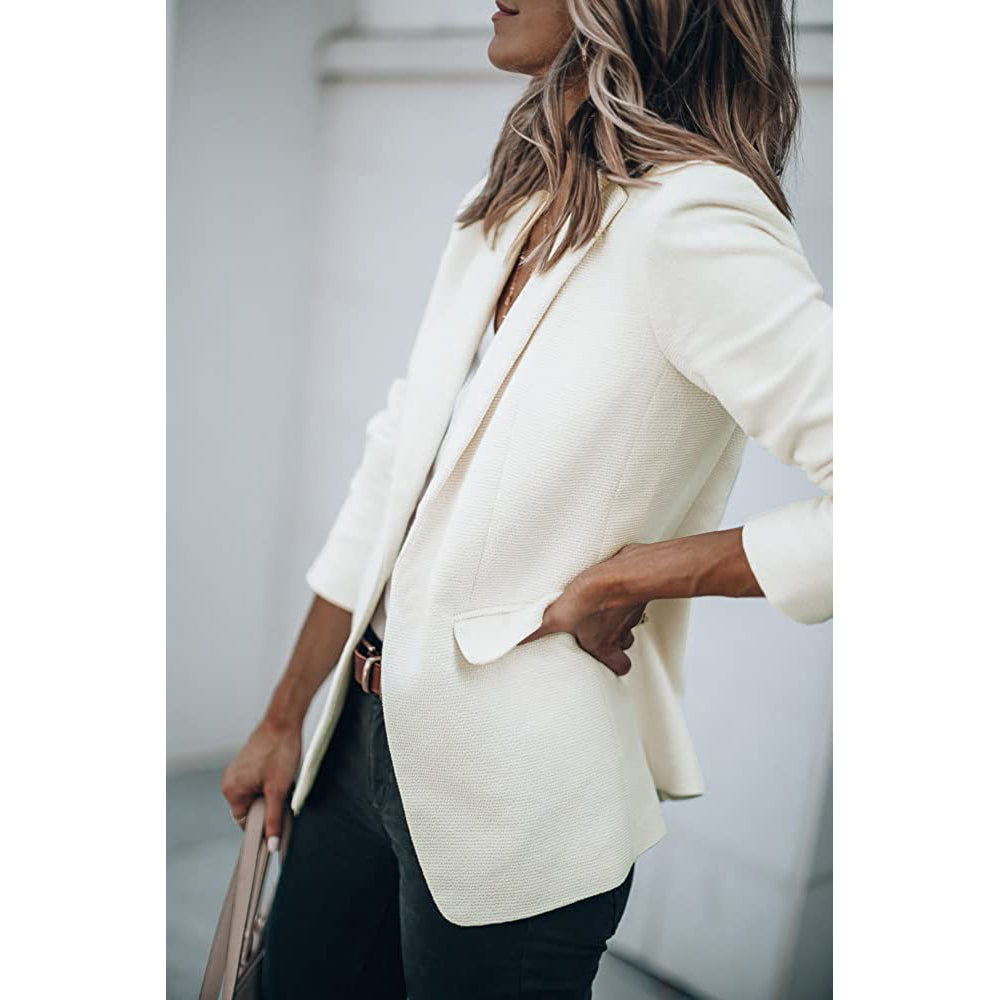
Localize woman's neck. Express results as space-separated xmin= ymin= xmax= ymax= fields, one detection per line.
xmin=562 ymin=80 xmax=588 ymax=126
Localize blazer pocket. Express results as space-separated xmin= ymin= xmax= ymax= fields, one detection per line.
xmin=452 ymin=589 xmax=565 ymax=665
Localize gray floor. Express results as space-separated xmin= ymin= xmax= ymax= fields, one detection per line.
xmin=168 ymin=766 xmax=689 ymax=999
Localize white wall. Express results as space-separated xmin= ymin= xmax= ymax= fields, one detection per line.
xmin=167 ymin=0 xmax=351 ymax=766
xmin=168 ymin=3 xmax=831 ymax=996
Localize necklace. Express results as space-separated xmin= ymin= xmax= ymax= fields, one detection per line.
xmin=496 ymin=213 xmax=553 ymax=332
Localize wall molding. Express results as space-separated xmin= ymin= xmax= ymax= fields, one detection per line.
xmin=315 ymin=26 xmax=832 ymax=85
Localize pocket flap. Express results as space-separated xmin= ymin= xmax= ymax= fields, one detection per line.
xmin=452 ymin=589 xmax=565 ymax=665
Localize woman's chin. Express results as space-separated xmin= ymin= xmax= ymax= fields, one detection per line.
xmin=487 ymin=36 xmax=529 ymax=75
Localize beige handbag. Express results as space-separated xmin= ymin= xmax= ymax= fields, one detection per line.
xmin=199 ymin=797 xmax=293 ymax=1000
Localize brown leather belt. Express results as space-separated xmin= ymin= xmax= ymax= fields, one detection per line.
xmin=352 ymin=623 xmax=383 ymax=695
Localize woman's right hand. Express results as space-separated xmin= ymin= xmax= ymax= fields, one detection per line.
xmin=220 ymin=595 xmax=352 ymax=845
xmin=221 ymin=718 xmax=301 ymax=847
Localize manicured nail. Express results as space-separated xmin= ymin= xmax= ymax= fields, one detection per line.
xmin=268 ymin=836 xmax=279 ymax=854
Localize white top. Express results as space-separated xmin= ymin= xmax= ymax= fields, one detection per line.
xmin=369 ymin=309 xmax=498 ymax=640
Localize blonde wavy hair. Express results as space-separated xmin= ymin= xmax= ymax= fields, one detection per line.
xmin=456 ymin=0 xmax=801 ymax=272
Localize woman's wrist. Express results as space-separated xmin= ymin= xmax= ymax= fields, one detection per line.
xmin=589 ymin=528 xmax=763 ymax=610
xmin=263 ymin=674 xmax=311 ymax=733
xmin=588 ymin=539 xmax=688 ymax=610
xmin=262 ymin=595 xmax=354 ymax=733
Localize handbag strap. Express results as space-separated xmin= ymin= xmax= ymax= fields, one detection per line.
xmin=199 ymin=798 xmax=293 ymax=1000
xmin=199 ymin=863 xmax=238 ymax=1000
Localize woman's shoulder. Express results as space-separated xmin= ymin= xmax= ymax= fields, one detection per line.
xmin=639 ymin=155 xmax=762 ymax=188
xmin=634 ymin=158 xmax=802 ymax=252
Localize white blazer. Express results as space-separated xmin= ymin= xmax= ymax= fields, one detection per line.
xmin=292 ymin=160 xmax=833 ymax=926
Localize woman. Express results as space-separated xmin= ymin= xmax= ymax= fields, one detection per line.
xmin=221 ymin=1 xmax=831 ymax=996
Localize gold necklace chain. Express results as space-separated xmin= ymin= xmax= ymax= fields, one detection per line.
xmin=497 ymin=214 xmax=553 ymax=330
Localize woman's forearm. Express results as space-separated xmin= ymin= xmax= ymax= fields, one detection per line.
xmin=264 ymin=595 xmax=354 ymax=730
xmin=595 ymin=527 xmax=764 ymax=611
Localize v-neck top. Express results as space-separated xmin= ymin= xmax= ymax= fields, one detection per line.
xmin=369 ymin=309 xmax=499 ymax=641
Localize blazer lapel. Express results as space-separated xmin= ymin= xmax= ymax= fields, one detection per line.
xmin=412 ymin=177 xmax=629 ymax=509
xmin=387 ymin=189 xmax=545 ymax=497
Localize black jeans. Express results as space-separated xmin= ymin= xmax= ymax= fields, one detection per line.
xmin=261 ymin=673 xmax=635 ymax=999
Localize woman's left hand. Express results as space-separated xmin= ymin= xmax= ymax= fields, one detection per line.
xmin=516 ymin=543 xmax=650 ymax=676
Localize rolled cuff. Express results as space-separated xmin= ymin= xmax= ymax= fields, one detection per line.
xmin=740 ymin=495 xmax=832 ymax=625
xmin=304 ymin=529 xmax=374 ymax=614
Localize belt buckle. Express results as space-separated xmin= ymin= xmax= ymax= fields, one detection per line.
xmin=357 ymin=635 xmax=381 ymax=694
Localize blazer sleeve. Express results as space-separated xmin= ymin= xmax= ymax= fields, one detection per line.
xmin=642 ymin=163 xmax=832 ymax=624
xmin=305 ymin=375 xmax=408 ymax=612
xmin=305 ymin=172 xmax=490 ymax=612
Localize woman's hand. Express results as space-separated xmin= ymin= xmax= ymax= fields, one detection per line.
xmin=517 ymin=543 xmax=650 ymax=676
xmin=221 ymin=718 xmax=301 ymax=846
xmin=219 ymin=595 xmax=351 ymax=846
xmin=516 ymin=528 xmax=766 ymax=675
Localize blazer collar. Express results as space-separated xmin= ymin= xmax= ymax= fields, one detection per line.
xmin=394 ymin=175 xmax=629 ymax=509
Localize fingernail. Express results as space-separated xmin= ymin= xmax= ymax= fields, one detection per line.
xmin=267 ymin=836 xmax=279 ymax=854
